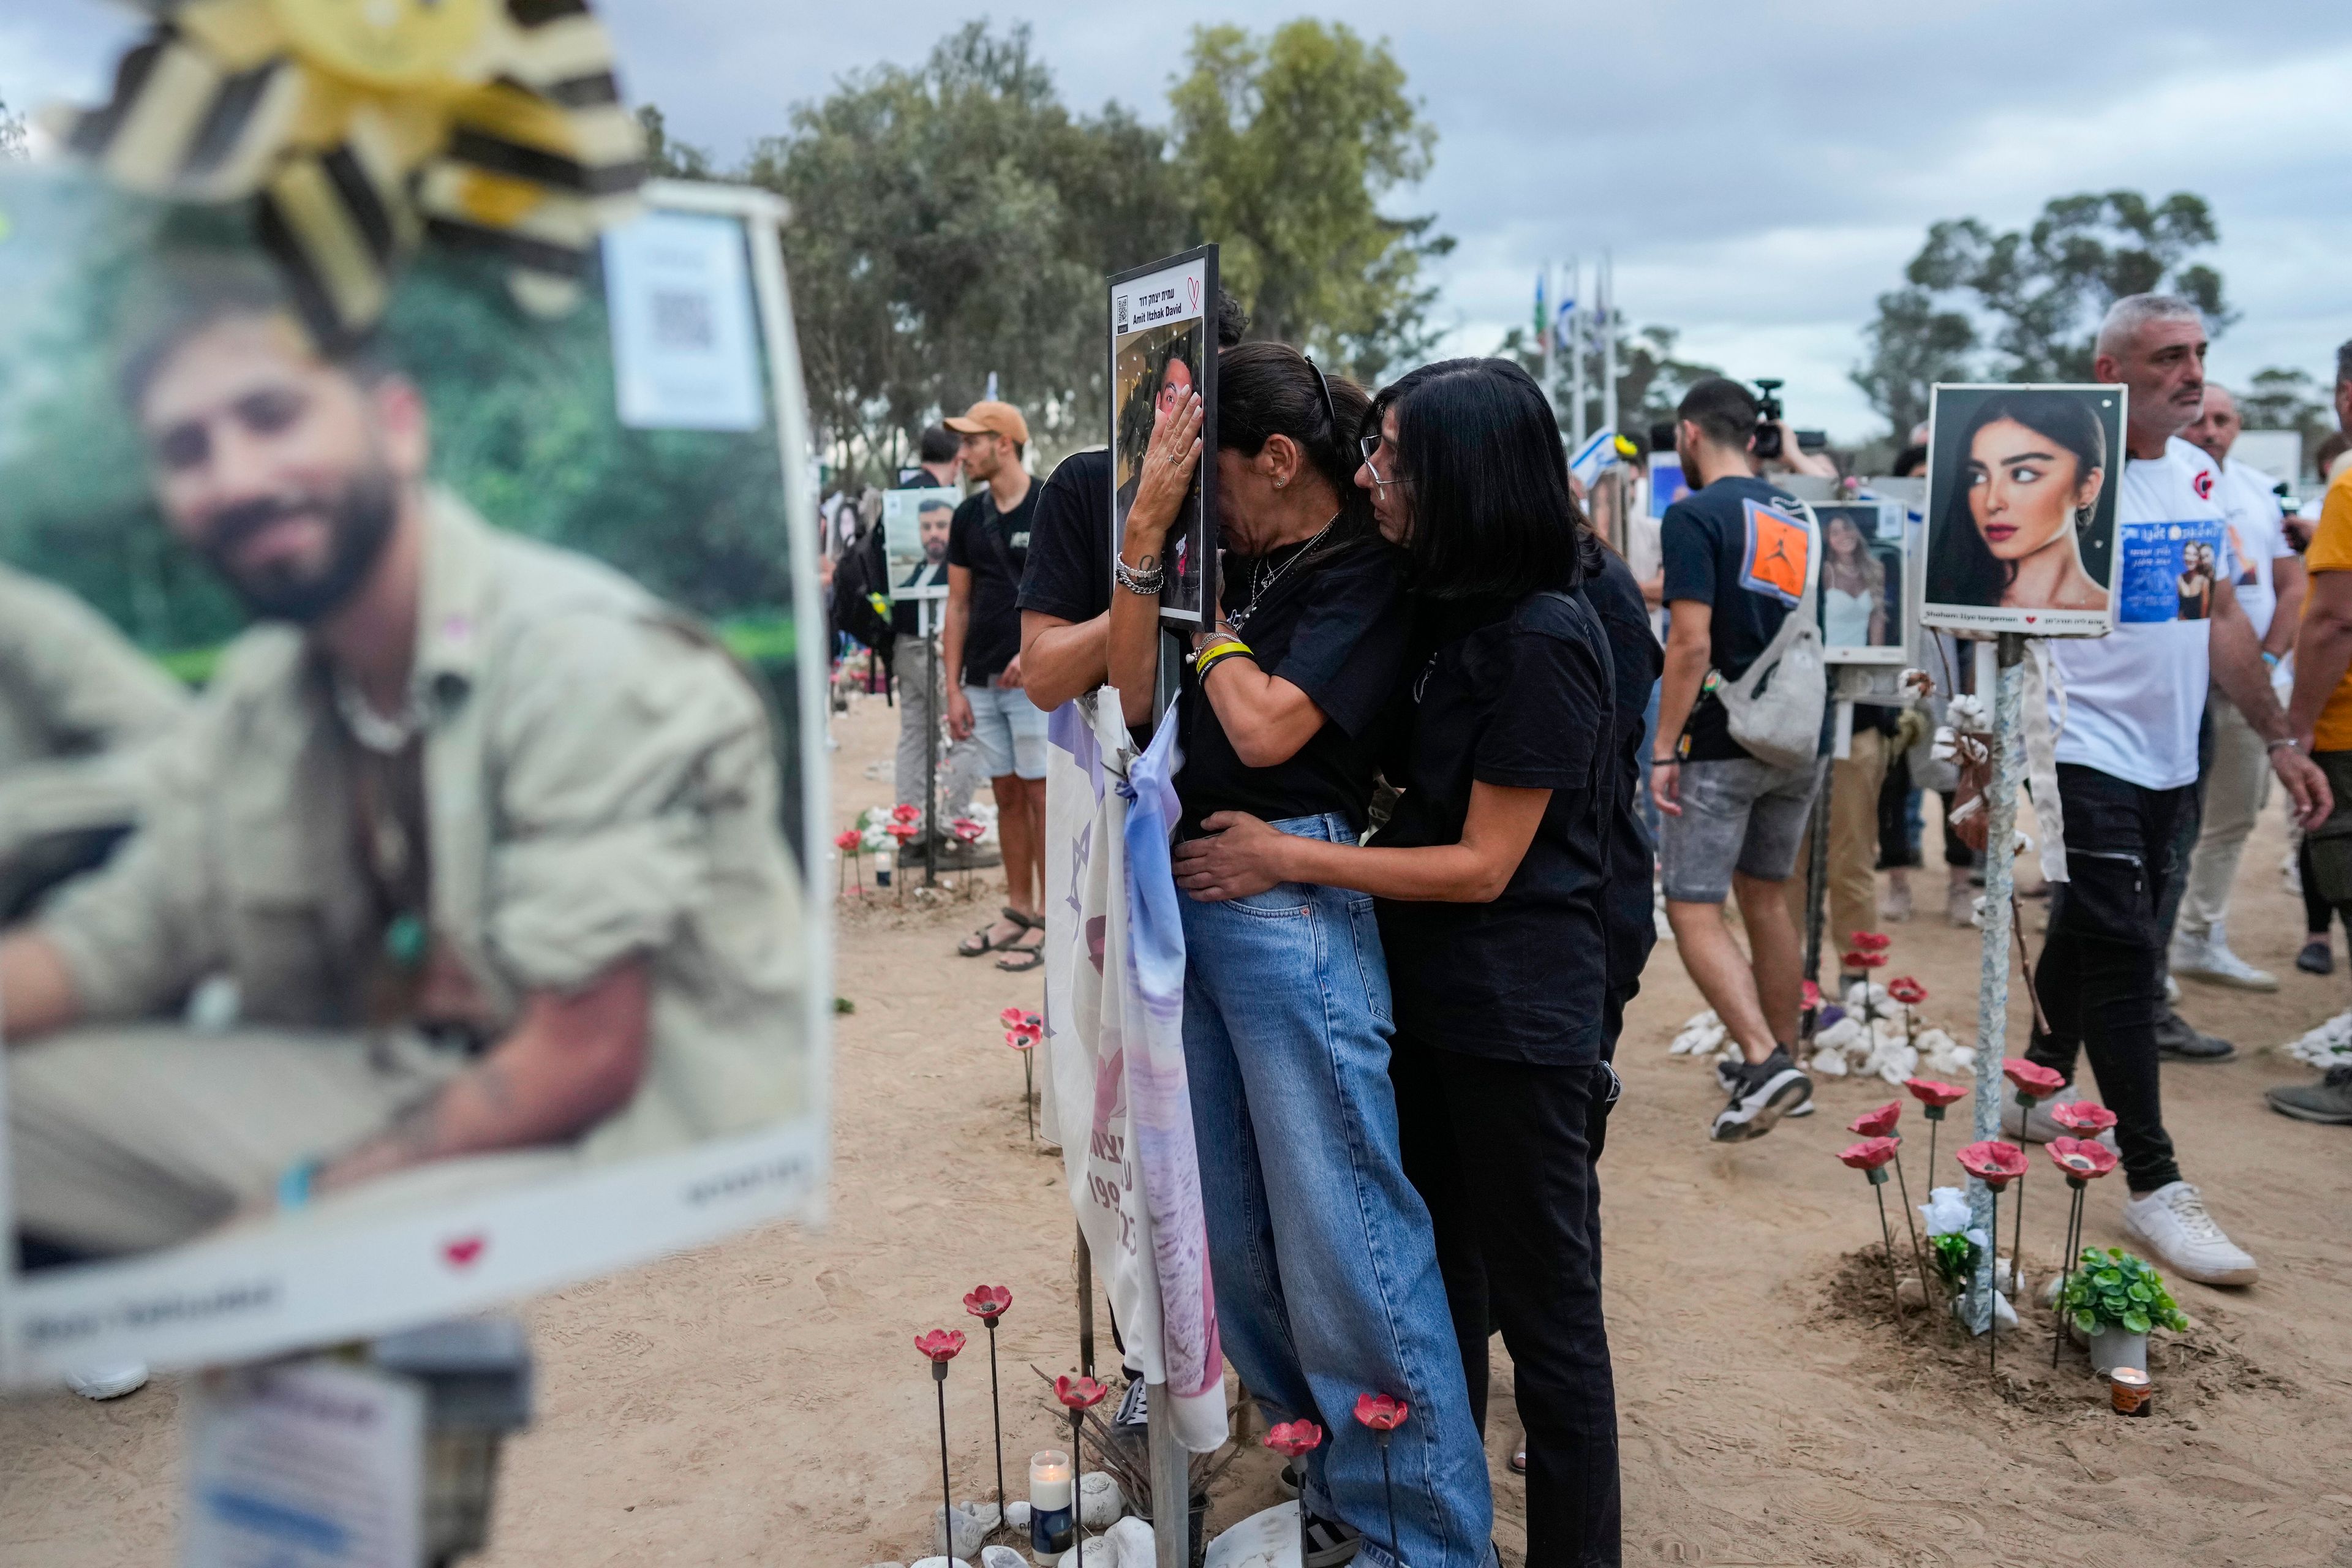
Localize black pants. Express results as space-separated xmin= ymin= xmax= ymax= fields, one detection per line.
xmin=1392 ymin=1032 xmax=1620 ymax=1568
xmin=2025 ymin=763 xmax=2188 ymax=1192
xmin=2152 ymin=701 xmax=2215 ymax=951
xmin=2301 ymin=837 xmax=2337 ymax=938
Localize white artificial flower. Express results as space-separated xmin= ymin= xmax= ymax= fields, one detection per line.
xmin=1920 ymin=1186 xmax=1971 ymax=1236
xmin=1948 ymin=694 xmax=1990 ymax=730
xmin=2283 ymin=1009 xmax=2352 ymax=1069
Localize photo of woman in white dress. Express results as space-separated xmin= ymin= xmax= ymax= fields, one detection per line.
xmin=1822 ymin=509 xmax=1887 ymax=649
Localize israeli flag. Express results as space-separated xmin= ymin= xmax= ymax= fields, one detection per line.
xmin=1569 ymin=426 xmax=1618 ymax=489
xmin=1553 ymin=299 xmax=1578 ymax=355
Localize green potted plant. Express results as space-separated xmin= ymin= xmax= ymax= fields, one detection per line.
xmin=2059 ymin=1247 xmax=2187 ymax=1374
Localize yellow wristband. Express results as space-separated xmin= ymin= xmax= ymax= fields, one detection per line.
xmin=1193 ymin=638 xmax=1250 ymax=666
xmin=1196 ymin=646 xmax=1256 ymax=681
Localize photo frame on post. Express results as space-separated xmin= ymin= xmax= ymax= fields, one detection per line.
xmin=1814 ymin=499 xmax=1912 ymax=665
xmin=1107 ymin=245 xmax=1218 ymax=626
xmin=1920 ymin=383 xmax=2126 ymax=638
xmin=0 ymin=170 xmax=833 ymax=1387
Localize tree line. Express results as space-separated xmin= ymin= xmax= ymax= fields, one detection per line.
xmin=1853 ymin=189 xmax=2332 ymax=464
xmin=650 ymin=20 xmax=1453 ymax=480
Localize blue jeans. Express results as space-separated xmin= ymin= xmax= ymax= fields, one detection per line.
xmin=1180 ymin=813 xmax=1493 ymax=1568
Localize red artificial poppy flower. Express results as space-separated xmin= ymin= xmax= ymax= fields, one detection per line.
xmin=1000 ymin=1006 xmax=1031 ymax=1029
xmin=834 ymin=828 xmax=862 ymax=851
xmin=1903 ymin=1077 xmax=1967 ymax=1109
xmin=1956 ymin=1140 xmax=2029 ymax=1189
xmin=1263 ymin=1419 xmax=1324 ymax=1458
xmin=1848 ymin=1101 xmax=1902 ymax=1138
xmin=1005 ymin=1027 xmax=1039 ymax=1051
xmin=1841 ymin=949 xmax=1888 ymax=970
xmin=1801 ymin=979 xmax=1822 ymax=1010
xmin=1055 ymin=1374 xmax=1110 ymax=1409
xmin=1837 ymin=1136 xmax=1901 ymax=1172
xmin=1850 ymin=931 xmax=1893 ymax=952
xmin=1353 ymin=1393 xmax=1408 ymax=1431
xmin=891 ymin=804 xmax=923 ymax=823
xmin=2002 ymin=1058 xmax=2065 ymax=1098
xmin=1886 ymin=976 xmax=1928 ymax=1006
xmin=2049 ymin=1099 xmax=2118 ymax=1134
xmin=885 ymin=820 xmax=921 ymax=843
xmin=951 ymin=818 xmax=986 ymax=844
xmin=915 ymin=1329 xmax=967 ymax=1362
xmin=2046 ymin=1137 xmax=2118 ymax=1179
xmin=963 ymin=1285 xmax=1012 ymax=1319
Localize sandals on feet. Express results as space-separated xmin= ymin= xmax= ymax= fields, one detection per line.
xmin=959 ymin=906 xmax=1038 ymax=959
xmin=996 ymin=927 xmax=1045 ymax=972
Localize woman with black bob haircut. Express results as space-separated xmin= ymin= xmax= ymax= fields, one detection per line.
xmin=1174 ymin=356 xmax=1626 ymax=1566
xmin=1110 ymin=342 xmax=1494 ymax=1568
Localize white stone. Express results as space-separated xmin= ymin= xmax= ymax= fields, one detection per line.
xmin=1002 ymin=1501 xmax=1031 ymax=1531
xmin=1102 ymin=1515 xmax=1157 ymax=1568
xmin=1807 ymin=1047 xmax=1847 ymax=1077
xmin=933 ymin=1502 xmax=989 ymax=1560
xmin=980 ymin=1548 xmax=1027 ymax=1568
xmin=1078 ymin=1470 xmax=1126 ymax=1530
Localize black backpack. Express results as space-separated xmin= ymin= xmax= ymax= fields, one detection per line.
xmin=829 ymin=519 xmax=895 ymax=674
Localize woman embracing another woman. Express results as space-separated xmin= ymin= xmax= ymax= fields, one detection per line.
xmin=1109 ymin=342 xmax=1494 ymax=1568
xmin=1174 ymin=357 xmax=1625 ymax=1566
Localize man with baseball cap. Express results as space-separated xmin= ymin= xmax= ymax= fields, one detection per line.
xmin=942 ymin=399 xmax=1048 ymax=970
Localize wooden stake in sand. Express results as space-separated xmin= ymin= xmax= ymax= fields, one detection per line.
xmin=1963 ymin=633 xmax=2027 ymax=1338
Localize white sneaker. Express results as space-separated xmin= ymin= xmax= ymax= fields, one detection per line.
xmin=68 ymin=1362 xmax=149 ymax=1400
xmin=2122 ymin=1182 xmax=2258 ymax=1287
xmin=2164 ymin=971 xmax=2181 ymax=1004
xmin=2169 ymin=930 xmax=2279 ymax=992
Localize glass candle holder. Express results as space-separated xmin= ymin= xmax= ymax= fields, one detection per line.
xmin=1028 ymin=1449 xmax=1074 ymax=1559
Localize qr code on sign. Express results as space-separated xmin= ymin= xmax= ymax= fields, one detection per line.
xmin=651 ymin=289 xmax=714 ymax=350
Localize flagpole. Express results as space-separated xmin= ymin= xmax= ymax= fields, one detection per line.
xmin=1600 ymin=249 xmax=1619 ymax=445
xmin=1566 ymin=255 xmax=1586 ymax=451
xmin=1538 ymin=262 xmax=1556 ymax=421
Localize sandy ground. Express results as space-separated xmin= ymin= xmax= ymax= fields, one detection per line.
xmin=6 ymin=690 xmax=2351 ymax=1567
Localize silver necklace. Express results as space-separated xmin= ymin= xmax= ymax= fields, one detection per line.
xmin=1229 ymin=514 xmax=1336 ymax=631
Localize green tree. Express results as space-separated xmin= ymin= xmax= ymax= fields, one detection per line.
xmin=1854 ymin=190 xmax=2233 ymax=433
xmin=734 ymin=23 xmax=1183 ymax=477
xmin=635 ymin=105 xmax=714 ymax=180
xmin=1170 ymin=20 xmax=1450 ymax=383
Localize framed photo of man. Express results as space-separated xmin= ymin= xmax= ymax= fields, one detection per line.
xmin=1920 ymin=383 xmax=2127 ymax=637
xmin=0 ymin=170 xmax=832 ymax=1386
xmin=1108 ymin=246 xmax=1218 ymax=625
xmin=1814 ymin=500 xmax=1911 ymax=665
xmin=882 ymin=487 xmax=959 ymax=605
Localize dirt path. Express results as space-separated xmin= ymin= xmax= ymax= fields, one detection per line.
xmin=6 ymin=692 xmax=2349 ymax=1566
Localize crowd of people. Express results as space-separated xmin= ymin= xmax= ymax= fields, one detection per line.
xmin=818 ymin=288 xmax=2352 ymax=1567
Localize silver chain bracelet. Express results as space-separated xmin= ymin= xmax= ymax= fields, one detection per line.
xmin=1114 ymin=557 xmax=1166 ymax=596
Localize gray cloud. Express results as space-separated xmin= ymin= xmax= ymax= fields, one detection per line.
xmin=9 ymin=0 xmax=2350 ymax=438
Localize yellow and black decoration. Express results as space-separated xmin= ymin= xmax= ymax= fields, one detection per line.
xmin=57 ymin=0 xmax=647 ymax=343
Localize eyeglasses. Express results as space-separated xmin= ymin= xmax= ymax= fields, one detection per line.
xmin=1304 ymin=355 xmax=1338 ymax=437
xmin=1359 ymin=432 xmax=1406 ymax=489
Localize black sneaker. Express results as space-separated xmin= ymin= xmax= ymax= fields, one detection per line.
xmin=2155 ymin=1007 xmax=2236 ymax=1063
xmin=2266 ymin=1065 xmax=2352 ymax=1124
xmin=2297 ymin=939 xmax=2334 ymax=976
xmin=1710 ymin=1047 xmax=1812 ymax=1142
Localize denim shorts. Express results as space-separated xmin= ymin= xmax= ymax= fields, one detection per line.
xmin=1659 ymin=755 xmax=1825 ymax=903
xmin=963 ymin=681 xmax=1049 ymax=780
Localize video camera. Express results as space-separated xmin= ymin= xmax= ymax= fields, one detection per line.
xmin=1751 ymin=379 xmax=1827 ymax=462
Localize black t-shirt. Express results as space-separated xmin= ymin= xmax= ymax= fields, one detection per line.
xmin=1580 ymin=549 xmax=1663 ymax=1020
xmin=1659 ymin=475 xmax=1805 ymax=762
xmin=947 ymin=483 xmax=1039 ymax=685
xmin=1175 ymin=537 xmax=1406 ymax=838
xmin=1375 ymin=589 xmax=1616 ymax=1063
xmin=1018 ymin=447 xmax=1112 ymax=625
xmin=891 ymin=560 xmax=948 ymax=638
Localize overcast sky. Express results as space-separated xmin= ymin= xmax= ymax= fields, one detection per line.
xmin=8 ymin=1 xmax=2350 ymax=441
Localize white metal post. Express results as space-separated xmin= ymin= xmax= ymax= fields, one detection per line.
xmin=1965 ymin=633 xmax=2027 ymax=1332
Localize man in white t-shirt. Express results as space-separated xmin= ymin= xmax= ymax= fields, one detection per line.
xmin=2170 ymin=385 xmax=2307 ymax=989
xmin=2006 ymin=295 xmax=2328 ymax=1288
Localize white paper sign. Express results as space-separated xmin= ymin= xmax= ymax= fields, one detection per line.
xmin=603 ymin=210 xmax=764 ymax=431
xmin=184 ymin=1360 xmax=424 ymax=1568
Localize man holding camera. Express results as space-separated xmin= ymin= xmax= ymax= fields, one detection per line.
xmin=1652 ymin=377 xmax=1826 ymax=1142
